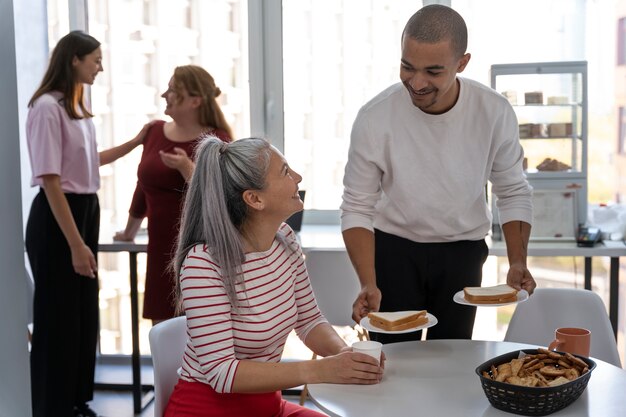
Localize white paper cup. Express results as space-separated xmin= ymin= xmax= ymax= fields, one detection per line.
xmin=352 ymin=340 xmax=382 ymax=361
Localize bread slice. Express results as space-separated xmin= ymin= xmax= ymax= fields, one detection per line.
xmin=463 ymin=284 xmax=518 ymax=304
xmin=367 ymin=310 xmax=428 ymax=331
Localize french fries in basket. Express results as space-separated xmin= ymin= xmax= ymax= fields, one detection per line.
xmin=482 ymin=348 xmax=590 ymax=388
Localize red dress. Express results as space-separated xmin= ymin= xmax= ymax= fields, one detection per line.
xmin=129 ymin=120 xmax=230 ymax=320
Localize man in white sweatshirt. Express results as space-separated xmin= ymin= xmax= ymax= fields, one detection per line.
xmin=341 ymin=4 xmax=536 ymax=344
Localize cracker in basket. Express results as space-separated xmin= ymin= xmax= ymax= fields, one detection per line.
xmin=523 ymin=358 xmax=539 ymax=369
xmin=565 ymin=352 xmax=588 ymax=370
xmin=507 ymin=375 xmax=540 ymax=387
xmin=510 ymin=358 xmax=524 ymax=377
xmin=547 ymin=376 xmax=571 ymax=387
xmin=526 ymin=361 xmax=545 ymax=373
xmin=539 ymin=365 xmax=566 ymax=377
xmin=564 ymin=368 xmax=580 ymax=381
xmin=557 ymin=359 xmax=571 ymax=369
xmin=532 ymin=370 xmax=549 ymax=387
xmin=495 ymin=363 xmax=512 ymax=382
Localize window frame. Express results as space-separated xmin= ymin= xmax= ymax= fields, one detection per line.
xmin=251 ymin=0 xmax=341 ymax=224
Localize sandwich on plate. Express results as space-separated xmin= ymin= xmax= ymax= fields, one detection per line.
xmin=367 ymin=310 xmax=428 ymax=331
xmin=463 ymin=283 xmax=518 ymax=304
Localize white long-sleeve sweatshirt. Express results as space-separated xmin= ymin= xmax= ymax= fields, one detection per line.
xmin=341 ymin=77 xmax=532 ymax=242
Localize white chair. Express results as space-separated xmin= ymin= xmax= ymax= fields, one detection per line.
xmin=148 ymin=316 xmax=187 ymax=417
xmin=504 ymin=287 xmax=621 ymax=367
xmin=299 ymin=249 xmax=365 ymax=404
xmin=305 ymin=249 xmax=362 ymax=328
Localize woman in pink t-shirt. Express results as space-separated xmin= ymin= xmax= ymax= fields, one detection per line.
xmin=164 ymin=137 xmax=385 ymax=417
xmin=25 ymin=31 xmax=150 ymax=417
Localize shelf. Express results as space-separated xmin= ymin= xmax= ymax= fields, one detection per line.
xmin=520 ymin=136 xmax=582 ymax=140
xmin=491 ymin=60 xmax=588 ymax=226
xmin=512 ymin=103 xmax=581 ymax=108
xmin=525 ymin=171 xmax=586 ymax=179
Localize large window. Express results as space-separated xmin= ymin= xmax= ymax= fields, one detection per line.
xmin=43 ymin=0 xmax=621 ymax=354
xmin=88 ymin=0 xmax=250 ymax=354
xmin=45 ymin=0 xmax=251 ymax=355
xmin=281 ymin=0 xmax=617 ymax=210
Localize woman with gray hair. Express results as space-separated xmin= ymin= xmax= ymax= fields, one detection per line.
xmin=165 ymin=137 xmax=384 ymax=417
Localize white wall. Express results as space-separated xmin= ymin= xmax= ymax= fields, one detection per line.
xmin=0 ymin=0 xmax=47 ymax=416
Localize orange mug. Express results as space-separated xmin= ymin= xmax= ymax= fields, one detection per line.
xmin=548 ymin=327 xmax=591 ymax=357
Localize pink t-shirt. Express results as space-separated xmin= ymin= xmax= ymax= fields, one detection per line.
xmin=26 ymin=91 xmax=100 ymax=193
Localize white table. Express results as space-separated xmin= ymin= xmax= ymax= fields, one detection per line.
xmin=299 ymin=225 xmax=626 ymax=337
xmin=490 ymin=239 xmax=625 ymax=337
xmin=307 ymin=340 xmax=626 ymax=417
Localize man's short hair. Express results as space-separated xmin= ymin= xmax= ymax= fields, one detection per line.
xmin=403 ymin=4 xmax=468 ymax=58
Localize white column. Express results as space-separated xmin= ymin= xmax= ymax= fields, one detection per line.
xmin=0 ymin=0 xmax=47 ymax=414
xmin=248 ymin=0 xmax=284 ymax=151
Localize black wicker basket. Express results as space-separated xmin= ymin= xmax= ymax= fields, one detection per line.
xmin=475 ymin=349 xmax=596 ymax=416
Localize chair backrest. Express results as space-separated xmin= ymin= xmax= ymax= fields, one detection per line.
xmin=148 ymin=316 xmax=187 ymax=417
xmin=304 ymin=249 xmax=360 ymax=327
xmin=504 ymin=288 xmax=621 ymax=367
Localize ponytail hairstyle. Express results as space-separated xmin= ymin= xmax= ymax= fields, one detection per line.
xmin=172 ymin=65 xmax=234 ymax=140
xmin=28 ymin=30 xmax=100 ymax=119
xmin=173 ymin=137 xmax=272 ymax=312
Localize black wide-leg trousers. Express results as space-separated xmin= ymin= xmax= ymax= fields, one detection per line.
xmin=26 ymin=190 xmax=100 ymax=417
xmin=371 ymin=229 xmax=488 ymax=344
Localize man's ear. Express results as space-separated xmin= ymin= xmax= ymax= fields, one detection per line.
xmin=242 ymin=190 xmax=264 ymax=211
xmin=457 ymin=53 xmax=471 ymax=73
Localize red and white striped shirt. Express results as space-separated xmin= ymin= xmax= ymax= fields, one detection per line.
xmin=178 ymin=224 xmax=327 ymax=393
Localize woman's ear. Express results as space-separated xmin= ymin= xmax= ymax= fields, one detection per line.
xmin=190 ymin=96 xmax=202 ymax=109
xmin=242 ymin=190 xmax=264 ymax=211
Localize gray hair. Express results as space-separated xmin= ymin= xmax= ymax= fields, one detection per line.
xmin=173 ymin=137 xmax=272 ymax=312
xmin=403 ymin=4 xmax=468 ymax=58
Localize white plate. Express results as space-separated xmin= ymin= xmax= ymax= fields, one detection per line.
xmin=360 ymin=313 xmax=438 ymax=334
xmin=453 ymin=289 xmax=529 ymax=307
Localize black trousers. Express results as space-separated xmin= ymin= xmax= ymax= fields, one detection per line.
xmin=371 ymin=229 xmax=488 ymax=344
xmin=26 ymin=190 xmax=100 ymax=417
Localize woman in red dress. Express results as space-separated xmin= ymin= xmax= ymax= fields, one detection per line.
xmin=114 ymin=65 xmax=233 ymax=323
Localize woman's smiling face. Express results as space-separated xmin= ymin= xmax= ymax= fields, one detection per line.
xmin=161 ymin=77 xmax=199 ymax=119
xmin=256 ymin=148 xmax=304 ymax=220
xmin=73 ymin=47 xmax=103 ymax=85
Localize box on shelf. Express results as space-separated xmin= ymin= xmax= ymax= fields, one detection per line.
xmin=548 ymin=123 xmax=573 ymax=137
xmin=524 ymin=91 xmax=543 ymax=104
xmin=547 ymin=96 xmax=569 ymax=105
xmin=519 ymin=123 xmax=547 ymax=138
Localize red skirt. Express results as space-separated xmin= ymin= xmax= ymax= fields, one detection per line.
xmin=164 ymin=379 xmax=327 ymax=417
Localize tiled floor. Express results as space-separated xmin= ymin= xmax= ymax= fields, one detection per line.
xmin=92 ymin=361 xmax=322 ymax=416
xmin=91 ymin=390 xmax=154 ymax=417
xmin=91 ymin=388 xmax=321 ymax=417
